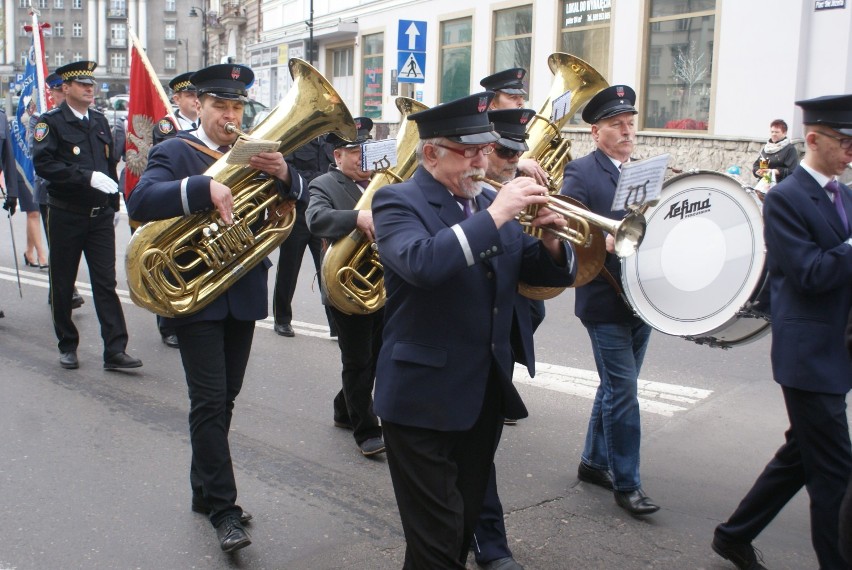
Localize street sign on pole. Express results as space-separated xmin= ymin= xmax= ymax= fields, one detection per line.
xmin=397 ymin=20 xmax=426 ymax=84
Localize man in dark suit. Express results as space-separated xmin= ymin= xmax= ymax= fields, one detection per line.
xmin=305 ymin=117 xmax=385 ymax=457
xmin=272 ymin=135 xmax=338 ymax=337
xmin=712 ymin=94 xmax=852 ymax=570
xmin=559 ymin=85 xmax=659 ymax=516
xmin=32 ymin=60 xmax=141 ymax=371
xmin=128 ymin=63 xmax=305 ymax=553
xmin=372 ymin=92 xmax=576 ymax=568
xmin=1 ymin=105 xmax=19 ymax=319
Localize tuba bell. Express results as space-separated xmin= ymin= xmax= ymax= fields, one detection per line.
xmin=126 ymin=58 xmax=356 ymax=318
xmin=320 ymin=97 xmax=428 ymax=315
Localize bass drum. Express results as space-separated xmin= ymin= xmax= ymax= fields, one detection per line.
xmin=621 ymin=170 xmax=770 ymax=348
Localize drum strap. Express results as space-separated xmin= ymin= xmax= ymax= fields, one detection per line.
xmin=601 ymin=267 xmax=633 ymax=310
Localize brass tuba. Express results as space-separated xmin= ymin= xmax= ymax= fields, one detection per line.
xmin=126 ymin=58 xmax=356 ymax=318
xmin=321 ymin=97 xmax=428 ymax=315
xmin=517 ymin=53 xmax=610 ymax=298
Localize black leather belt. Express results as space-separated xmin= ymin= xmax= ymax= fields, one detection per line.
xmin=48 ymin=196 xmax=113 ymax=217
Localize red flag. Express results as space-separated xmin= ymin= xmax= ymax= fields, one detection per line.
xmin=124 ymin=41 xmax=172 ymax=199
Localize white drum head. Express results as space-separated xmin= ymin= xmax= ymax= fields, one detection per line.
xmin=622 ymin=171 xmax=766 ymax=338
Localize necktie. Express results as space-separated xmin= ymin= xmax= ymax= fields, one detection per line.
xmin=81 ymin=116 xmax=89 ymax=128
xmin=453 ymin=195 xmax=473 ymax=219
xmin=826 ymin=179 xmax=849 ymax=235
xmin=217 ymin=145 xmax=230 ymax=154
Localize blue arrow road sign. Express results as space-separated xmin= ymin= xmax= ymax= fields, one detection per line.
xmin=398 ymin=20 xmax=426 ymax=52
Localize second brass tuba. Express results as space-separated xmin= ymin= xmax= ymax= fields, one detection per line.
xmin=321 ymin=97 xmax=428 ymax=315
xmin=518 ymin=53 xmax=609 ymax=298
xmin=126 ymin=58 xmax=356 ymax=318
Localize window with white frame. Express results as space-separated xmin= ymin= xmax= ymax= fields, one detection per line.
xmin=644 ymin=0 xmax=716 ymax=131
xmin=165 ymin=23 xmax=176 ymax=40
xmin=493 ymin=6 xmax=532 ymax=87
xmin=72 ymin=0 xmax=82 ymax=8
xmin=165 ymin=52 xmax=176 ymax=70
xmin=331 ymin=46 xmax=355 ymax=114
xmin=72 ymin=22 xmax=83 ymax=37
xmin=439 ymin=17 xmax=472 ymax=104
xmin=54 ymin=0 xmax=64 ymax=7
xmin=54 ymin=22 xmax=64 ymax=37
xmin=55 ymin=52 xmax=64 ymax=67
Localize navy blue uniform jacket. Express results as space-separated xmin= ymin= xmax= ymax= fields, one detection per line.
xmin=763 ymin=166 xmax=852 ymax=395
xmin=372 ymin=167 xmax=576 ymax=431
xmin=127 ymin=131 xmax=306 ymax=327
xmin=560 ymin=148 xmax=635 ymax=323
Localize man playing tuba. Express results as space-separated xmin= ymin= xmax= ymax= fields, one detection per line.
xmin=127 ymin=63 xmax=305 ymax=553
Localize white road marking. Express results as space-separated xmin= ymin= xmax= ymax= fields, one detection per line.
xmin=0 ymin=268 xmax=713 ymax=414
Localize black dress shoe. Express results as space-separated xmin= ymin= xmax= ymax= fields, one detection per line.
xmin=614 ymin=488 xmax=660 ymax=515
xmin=161 ymin=333 xmax=179 ymax=348
xmin=59 ymin=351 xmax=79 ymax=369
xmin=479 ymin=556 xmax=525 ymax=570
xmin=192 ymin=498 xmax=252 ymax=524
xmin=333 ymin=417 xmax=353 ymax=430
xmin=711 ymin=534 xmax=768 ymax=570
xmin=215 ymin=515 xmax=251 ymax=553
xmin=503 ymin=417 xmax=518 ymax=426
xmin=71 ymin=291 xmax=84 ymax=309
xmin=103 ymin=352 xmax=143 ymax=370
xmin=274 ymin=323 xmax=295 ymax=337
xmin=577 ymin=462 xmax=613 ymax=490
xmin=358 ymin=437 xmax=386 ymax=456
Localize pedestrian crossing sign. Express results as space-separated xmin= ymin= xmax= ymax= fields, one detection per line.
xmin=397 ymin=51 xmax=425 ymax=83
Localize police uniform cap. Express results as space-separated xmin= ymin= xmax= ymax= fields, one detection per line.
xmin=46 ymin=72 xmax=63 ymax=89
xmin=488 ymin=108 xmax=534 ymax=152
xmin=56 ymin=60 xmax=97 ymax=85
xmin=190 ymin=64 xmax=254 ymax=101
xmin=581 ymin=85 xmax=637 ymax=124
xmin=169 ymin=71 xmax=197 ymax=94
xmin=327 ymin=116 xmax=373 ymax=149
xmin=797 ymin=94 xmax=852 ymax=136
xmin=480 ymin=68 xmax=527 ymax=95
xmin=408 ymin=92 xmax=500 ymax=144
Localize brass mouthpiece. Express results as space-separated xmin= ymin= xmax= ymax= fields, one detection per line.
xmin=472 ymin=175 xmax=503 ymax=189
xmin=224 ymin=122 xmax=249 ymax=137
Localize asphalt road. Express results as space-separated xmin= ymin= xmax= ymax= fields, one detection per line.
xmin=0 ymin=210 xmax=818 ymax=569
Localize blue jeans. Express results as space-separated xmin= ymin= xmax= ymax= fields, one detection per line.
xmin=581 ymin=319 xmax=651 ymax=492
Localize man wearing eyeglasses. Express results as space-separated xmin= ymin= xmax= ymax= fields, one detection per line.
xmin=372 ymin=92 xmax=576 ymax=568
xmin=712 ymin=94 xmax=852 ymax=570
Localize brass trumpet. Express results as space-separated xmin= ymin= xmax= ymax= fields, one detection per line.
xmin=474 ymin=175 xmax=646 ymax=257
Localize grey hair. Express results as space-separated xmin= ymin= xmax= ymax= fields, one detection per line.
xmin=416 ymin=137 xmax=447 ymax=161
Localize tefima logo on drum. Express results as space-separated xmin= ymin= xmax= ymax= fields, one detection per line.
xmin=663 ymin=196 xmax=711 ymax=220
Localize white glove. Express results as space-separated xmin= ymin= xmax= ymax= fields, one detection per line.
xmin=90 ymin=171 xmax=118 ymax=194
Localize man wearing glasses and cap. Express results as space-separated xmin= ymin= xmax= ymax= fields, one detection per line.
xmin=129 ymin=63 xmax=305 ymax=554
xmin=33 ymin=60 xmax=141 ymax=371
xmin=559 ymin=85 xmax=660 ymax=517
xmin=372 ymin=92 xmax=576 ymax=568
xmin=305 ymin=117 xmax=386 ymax=458
xmin=712 ymin=94 xmax=852 ymax=570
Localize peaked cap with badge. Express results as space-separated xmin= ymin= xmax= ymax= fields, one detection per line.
xmin=408 ymin=92 xmax=500 ymax=145
xmin=326 ymin=116 xmax=373 ymax=149
xmin=480 ymin=68 xmax=527 ymax=95
xmin=796 ymin=94 xmax=852 ymax=136
xmin=169 ymin=71 xmax=198 ymax=94
xmin=488 ymin=108 xmax=534 ymax=152
xmin=190 ymin=64 xmax=254 ymax=101
xmin=581 ymin=85 xmax=638 ymax=124
xmin=56 ymin=60 xmax=98 ymax=85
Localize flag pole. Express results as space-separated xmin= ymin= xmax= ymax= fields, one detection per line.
xmin=29 ymin=6 xmax=48 ymax=115
xmin=129 ymin=30 xmax=177 ymax=123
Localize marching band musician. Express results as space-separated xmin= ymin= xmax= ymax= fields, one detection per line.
xmin=712 ymin=94 xmax=852 ymax=570
xmin=32 ymin=60 xmax=141 ymax=372
xmin=372 ymin=92 xmax=576 ymax=568
xmin=472 ymin=107 xmax=539 ymax=570
xmin=559 ymin=85 xmax=660 ymax=516
xmin=128 ymin=63 xmax=305 ymax=553
xmin=304 ymin=117 xmax=386 ymax=458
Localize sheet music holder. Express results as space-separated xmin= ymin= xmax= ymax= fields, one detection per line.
xmin=360 ymin=139 xmax=398 ymax=172
xmin=611 ymin=153 xmax=670 ymax=212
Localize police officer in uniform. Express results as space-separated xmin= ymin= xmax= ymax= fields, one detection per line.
xmin=32 ymin=60 xmax=141 ymax=371
xmin=151 ymin=71 xmax=199 ymax=146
